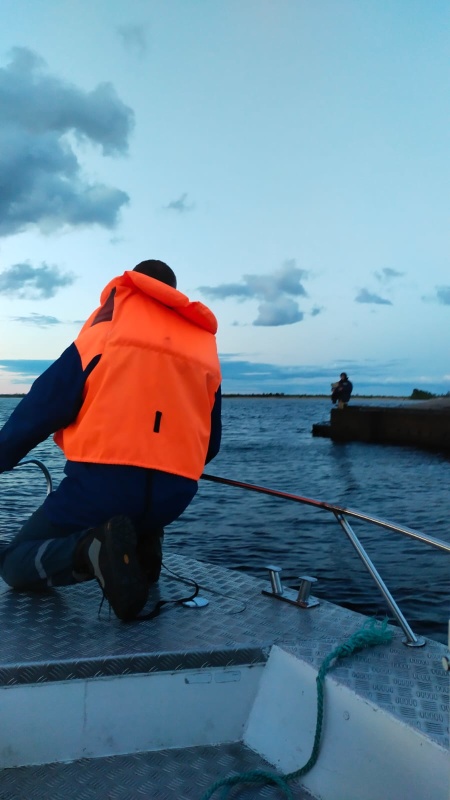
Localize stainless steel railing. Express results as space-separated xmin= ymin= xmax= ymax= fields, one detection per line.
xmin=202 ymin=472 xmax=450 ymax=647
xmin=14 ymin=461 xmax=449 ymax=647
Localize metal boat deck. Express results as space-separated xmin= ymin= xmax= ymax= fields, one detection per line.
xmin=0 ymin=743 xmax=316 ymax=799
xmin=0 ymin=553 xmax=447 ymax=799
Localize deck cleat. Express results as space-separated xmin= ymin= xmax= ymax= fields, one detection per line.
xmin=262 ymin=565 xmax=320 ymax=609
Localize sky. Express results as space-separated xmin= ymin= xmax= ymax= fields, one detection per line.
xmin=0 ymin=0 xmax=449 ymax=396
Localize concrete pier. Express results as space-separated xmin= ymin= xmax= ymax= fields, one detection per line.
xmin=312 ymin=398 xmax=450 ymax=451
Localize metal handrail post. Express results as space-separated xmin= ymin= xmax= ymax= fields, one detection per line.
xmin=335 ymin=512 xmax=425 ymax=647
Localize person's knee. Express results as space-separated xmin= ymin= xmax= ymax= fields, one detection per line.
xmin=0 ymin=538 xmax=52 ymax=589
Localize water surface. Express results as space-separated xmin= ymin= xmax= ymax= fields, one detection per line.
xmin=0 ymin=397 xmax=448 ymax=643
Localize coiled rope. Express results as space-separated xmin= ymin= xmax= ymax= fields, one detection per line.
xmin=201 ymin=618 xmax=393 ymax=800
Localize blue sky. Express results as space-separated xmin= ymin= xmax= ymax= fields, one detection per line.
xmin=0 ymin=1 xmax=449 ymax=395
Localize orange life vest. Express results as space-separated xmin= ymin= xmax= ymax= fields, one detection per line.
xmin=54 ymin=271 xmax=221 ymax=480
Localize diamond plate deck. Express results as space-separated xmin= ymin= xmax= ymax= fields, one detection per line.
xmin=0 ymin=742 xmax=315 ymax=800
xmin=0 ymin=553 xmax=447 ymax=749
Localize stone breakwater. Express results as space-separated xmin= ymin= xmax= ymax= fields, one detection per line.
xmin=312 ymin=398 xmax=450 ymax=451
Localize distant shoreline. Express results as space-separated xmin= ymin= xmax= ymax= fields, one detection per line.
xmin=0 ymin=392 xmax=410 ymax=400
xmin=0 ymin=393 xmax=439 ymax=402
xmin=221 ymin=393 xmax=410 ymax=399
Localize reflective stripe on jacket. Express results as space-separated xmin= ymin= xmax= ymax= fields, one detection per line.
xmin=54 ymin=271 xmax=221 ymax=480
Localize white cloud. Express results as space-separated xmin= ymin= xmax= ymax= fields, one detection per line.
xmin=199 ymin=260 xmax=309 ymax=326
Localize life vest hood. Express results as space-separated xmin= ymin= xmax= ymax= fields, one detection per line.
xmin=99 ymin=271 xmax=218 ymax=335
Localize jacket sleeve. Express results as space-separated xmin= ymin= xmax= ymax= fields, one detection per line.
xmin=0 ymin=343 xmax=96 ymax=472
xmin=205 ymin=385 xmax=222 ymax=464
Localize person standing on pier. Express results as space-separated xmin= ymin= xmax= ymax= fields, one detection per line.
xmin=0 ymin=260 xmax=222 ymax=621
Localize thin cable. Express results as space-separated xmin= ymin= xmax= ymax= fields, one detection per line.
xmin=136 ymin=562 xmax=199 ymax=621
xmin=162 ymin=561 xmax=247 ymax=614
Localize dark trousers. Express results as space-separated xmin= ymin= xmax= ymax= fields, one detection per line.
xmin=0 ymin=504 xmax=163 ymax=590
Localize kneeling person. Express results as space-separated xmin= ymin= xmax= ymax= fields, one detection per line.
xmin=0 ymin=260 xmax=222 ymax=621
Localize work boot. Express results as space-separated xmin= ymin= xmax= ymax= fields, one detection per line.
xmin=76 ymin=516 xmax=149 ymax=621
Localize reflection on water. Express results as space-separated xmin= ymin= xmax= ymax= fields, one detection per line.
xmin=0 ymin=396 xmax=449 ymax=643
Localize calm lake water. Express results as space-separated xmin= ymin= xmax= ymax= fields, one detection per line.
xmin=0 ymin=396 xmax=449 ymax=643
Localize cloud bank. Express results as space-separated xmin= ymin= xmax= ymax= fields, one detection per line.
xmin=0 ymin=359 xmax=53 ymax=384
xmin=199 ymin=260 xmax=309 ymax=326
xmin=0 ymin=262 xmax=75 ymax=299
xmin=0 ymin=47 xmax=133 ymax=236
xmin=0 ymin=356 xmax=448 ymax=396
xmin=218 ymin=355 xmax=449 ymax=395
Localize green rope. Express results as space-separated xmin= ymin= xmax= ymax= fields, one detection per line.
xmin=201 ymin=618 xmax=393 ymax=800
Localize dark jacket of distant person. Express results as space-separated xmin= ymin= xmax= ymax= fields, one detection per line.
xmin=331 ymin=373 xmax=353 ymax=405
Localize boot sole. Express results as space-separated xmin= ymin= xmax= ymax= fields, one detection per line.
xmin=100 ymin=516 xmax=149 ymax=621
